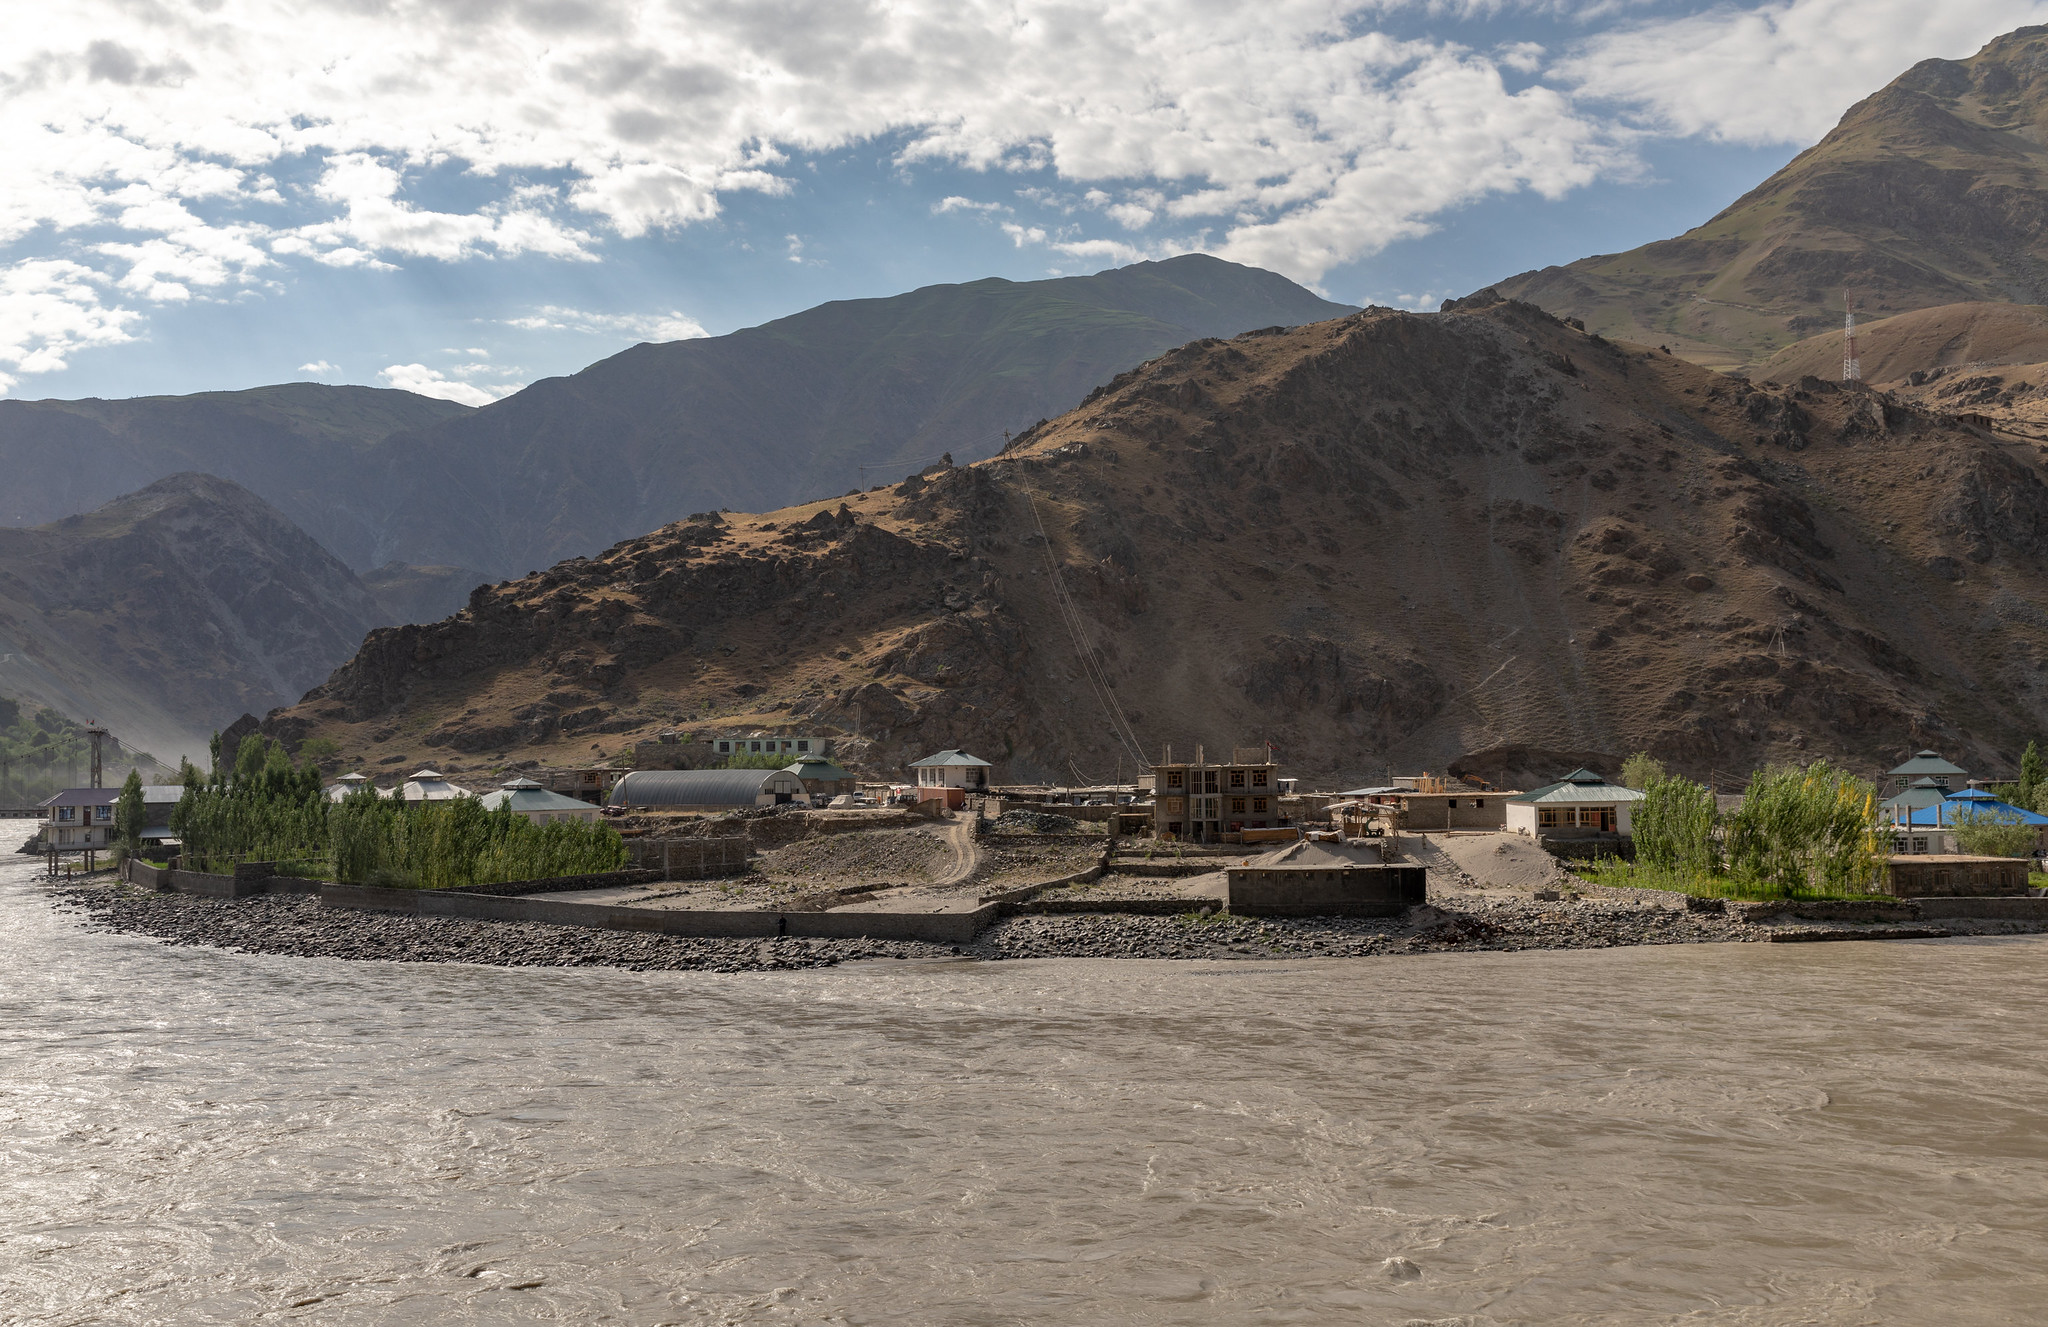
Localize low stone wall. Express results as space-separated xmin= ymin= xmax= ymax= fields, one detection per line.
xmin=1915 ymin=896 xmax=2048 ymax=921
xmin=447 ymin=868 xmax=665 ymax=896
xmin=1733 ymin=899 xmax=1923 ymax=924
xmin=319 ymin=881 xmax=996 ymax=944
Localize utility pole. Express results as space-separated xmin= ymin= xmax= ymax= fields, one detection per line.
xmin=87 ymin=723 xmax=108 ymax=789
xmin=1843 ymin=290 xmax=1861 ymax=382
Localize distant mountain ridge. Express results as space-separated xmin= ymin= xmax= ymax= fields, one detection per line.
xmin=0 ymin=256 xmax=1354 ymax=583
xmin=358 ymin=254 xmax=1356 ymax=576
xmin=1490 ymin=25 xmax=2048 ymax=368
xmin=0 ymin=473 xmax=386 ymax=760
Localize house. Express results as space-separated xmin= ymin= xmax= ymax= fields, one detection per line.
xmin=533 ymin=766 xmax=626 ymax=805
xmin=710 ymin=734 xmax=831 ymax=760
xmin=1882 ymin=750 xmax=1967 ymax=798
xmin=1150 ymin=746 xmax=1283 ymax=841
xmin=1505 ymin=768 xmax=1646 ymax=840
xmin=1883 ymin=854 xmax=2030 ymax=898
xmin=1349 ymin=774 xmax=1514 ymax=832
xmin=784 ymin=757 xmax=857 ymax=799
xmin=477 ymin=778 xmax=604 ymax=825
xmin=138 ymin=784 xmax=185 ymax=841
xmin=1894 ymin=788 xmax=2048 ymax=857
xmin=400 ymin=769 xmax=473 ymax=802
xmin=39 ymin=787 xmax=118 ymax=857
xmin=607 ymin=767 xmax=809 ymax=811
xmin=908 ymin=750 xmax=993 ymax=810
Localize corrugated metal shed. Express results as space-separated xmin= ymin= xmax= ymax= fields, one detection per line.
xmin=608 ymin=768 xmax=806 ymax=807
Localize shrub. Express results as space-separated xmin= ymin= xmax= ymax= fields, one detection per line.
xmin=1633 ymin=775 xmax=1717 ymax=877
xmin=1950 ymin=807 xmax=2039 ymax=859
xmin=1724 ymin=761 xmax=1884 ymax=897
xmin=1620 ymin=752 xmax=1667 ymax=791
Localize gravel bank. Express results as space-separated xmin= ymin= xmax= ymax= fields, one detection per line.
xmin=45 ymin=875 xmax=2047 ymax=972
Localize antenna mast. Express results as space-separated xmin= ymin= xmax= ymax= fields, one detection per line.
xmin=86 ymin=721 xmax=107 ymax=789
xmin=1842 ymin=290 xmax=1861 ymax=382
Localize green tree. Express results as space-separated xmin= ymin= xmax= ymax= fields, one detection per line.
xmin=1633 ymin=775 xmax=1718 ymax=879
xmin=724 ymin=751 xmax=797 ymax=769
xmin=1950 ymin=807 xmax=2040 ymax=859
xmin=2021 ymin=741 xmax=2045 ymax=809
xmin=1620 ymin=751 xmax=1666 ymax=790
xmin=1724 ymin=760 xmax=1885 ymax=897
xmin=298 ymin=736 xmax=341 ymax=767
xmin=115 ymin=768 xmax=146 ymax=860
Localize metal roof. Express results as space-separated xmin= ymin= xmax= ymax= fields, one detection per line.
xmin=478 ymin=782 xmax=602 ymax=815
xmin=400 ymin=774 xmax=473 ymax=801
xmin=1509 ymin=768 xmax=1647 ymax=805
xmin=37 ymin=788 xmax=118 ymax=808
xmin=785 ymin=757 xmax=853 ymax=781
xmin=140 ymin=785 xmax=186 ymax=803
xmin=1901 ymin=793 xmax=2048 ymax=828
xmin=608 ymin=768 xmax=805 ymax=807
xmin=1887 ymin=750 xmax=1967 ymax=777
xmin=908 ymin=749 xmax=992 ymax=768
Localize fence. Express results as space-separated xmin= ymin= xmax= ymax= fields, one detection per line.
xmin=624 ymin=835 xmax=752 ymax=880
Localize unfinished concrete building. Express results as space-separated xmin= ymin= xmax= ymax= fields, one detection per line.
xmin=1151 ymin=745 xmax=1283 ymax=841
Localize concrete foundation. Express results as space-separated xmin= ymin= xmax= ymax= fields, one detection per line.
xmin=1226 ymin=864 xmax=1427 ymax=917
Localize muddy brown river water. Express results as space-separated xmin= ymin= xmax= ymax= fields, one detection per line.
xmin=4 ymin=855 xmax=2047 ymax=1324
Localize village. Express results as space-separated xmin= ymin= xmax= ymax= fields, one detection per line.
xmin=21 ymin=718 xmax=2048 ymax=965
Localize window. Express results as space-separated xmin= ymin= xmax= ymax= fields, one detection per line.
xmin=717 ymin=740 xmax=732 ymax=754
xmin=1538 ymin=808 xmax=1560 ymax=828
xmin=1229 ymin=770 xmax=1245 ymax=788
xmin=1252 ymin=770 xmax=1268 ymax=787
xmin=797 ymin=740 xmax=810 ymax=753
xmin=1167 ymin=771 xmax=1184 ymax=789
xmin=93 ymin=805 xmax=112 ymax=822
xmin=1475 ymin=798 xmax=1485 ymax=809
xmin=750 ymin=741 xmax=762 ymax=753
xmin=1913 ymin=838 xmax=1928 ymax=854
xmin=1202 ymin=772 xmax=1218 ymax=793
xmin=1230 ymin=798 xmax=1246 ymax=814
xmin=1164 ymin=798 xmax=1185 ymax=814
xmin=1252 ymin=798 xmax=1268 ymax=813
xmin=57 ymin=806 xmax=76 ymax=823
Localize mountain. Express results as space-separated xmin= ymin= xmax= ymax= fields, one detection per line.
xmin=1492 ymin=25 xmax=2048 ymax=369
xmin=263 ymin=295 xmax=2048 ymax=789
xmin=0 ymin=383 xmax=471 ymax=570
xmin=1 ymin=258 xmax=1351 ymax=583
xmin=341 ymin=255 xmax=1356 ymax=577
xmin=0 ymin=474 xmax=383 ymax=761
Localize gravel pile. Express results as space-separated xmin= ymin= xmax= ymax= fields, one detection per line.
xmin=758 ymin=830 xmax=946 ymax=884
xmin=51 ymin=883 xmax=949 ymax=971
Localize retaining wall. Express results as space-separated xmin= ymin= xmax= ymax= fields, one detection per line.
xmin=623 ymin=836 xmax=752 ymax=880
xmin=1915 ymin=896 xmax=2048 ymax=921
xmin=318 ymin=882 xmax=997 ymax=944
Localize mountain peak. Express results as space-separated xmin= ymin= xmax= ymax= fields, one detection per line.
xmin=1489 ymin=24 xmax=2048 ymax=368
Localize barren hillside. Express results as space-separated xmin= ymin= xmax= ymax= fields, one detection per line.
xmin=265 ymin=296 xmax=2048 ymax=788
xmin=1493 ymin=26 xmax=2048 ymax=369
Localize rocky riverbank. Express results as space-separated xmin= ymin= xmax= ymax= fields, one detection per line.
xmin=49 ymin=871 xmax=2047 ymax=973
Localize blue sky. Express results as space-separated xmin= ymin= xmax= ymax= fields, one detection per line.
xmin=4 ymin=0 xmax=2044 ymax=405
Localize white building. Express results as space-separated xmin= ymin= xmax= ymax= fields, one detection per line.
xmin=400 ymin=769 xmax=474 ymax=802
xmin=1505 ymin=768 xmax=1646 ymax=839
xmin=477 ymin=777 xmax=604 ymax=825
xmin=908 ymin=750 xmax=992 ymax=809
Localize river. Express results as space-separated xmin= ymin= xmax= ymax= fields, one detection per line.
xmin=4 ymin=854 xmax=2046 ymax=1324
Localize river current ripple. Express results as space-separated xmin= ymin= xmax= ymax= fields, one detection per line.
xmin=4 ymin=854 xmax=2047 ymax=1324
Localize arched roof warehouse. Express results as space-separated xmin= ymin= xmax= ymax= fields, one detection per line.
xmin=608 ymin=768 xmax=806 ymax=808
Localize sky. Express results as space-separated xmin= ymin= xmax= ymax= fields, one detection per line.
xmin=4 ymin=0 xmax=2047 ymax=406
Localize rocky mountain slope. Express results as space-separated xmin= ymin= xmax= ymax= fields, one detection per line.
xmin=265 ymin=296 xmax=2048 ymax=789
xmin=357 ymin=254 xmax=1355 ymax=578
xmin=0 ymin=474 xmax=384 ymax=761
xmin=1492 ymin=25 xmax=2048 ymax=369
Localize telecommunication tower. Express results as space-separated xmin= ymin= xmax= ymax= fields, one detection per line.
xmin=86 ymin=721 xmax=108 ymax=788
xmin=1842 ymin=291 xmax=1861 ymax=381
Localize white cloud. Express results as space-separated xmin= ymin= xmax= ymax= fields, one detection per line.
xmin=0 ymin=260 xmax=143 ymax=393
xmin=379 ymin=362 xmax=520 ymax=407
xmin=298 ymin=359 xmax=337 ymax=373
xmin=1561 ymin=0 xmax=2048 ymax=143
xmin=500 ymin=305 xmax=708 ymax=342
xmin=9 ymin=0 xmax=2038 ymax=393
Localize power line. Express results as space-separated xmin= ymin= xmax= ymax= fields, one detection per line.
xmin=1025 ymin=488 xmax=1149 ymax=769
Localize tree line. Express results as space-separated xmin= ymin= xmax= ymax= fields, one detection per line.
xmin=128 ymin=734 xmax=625 ymax=889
